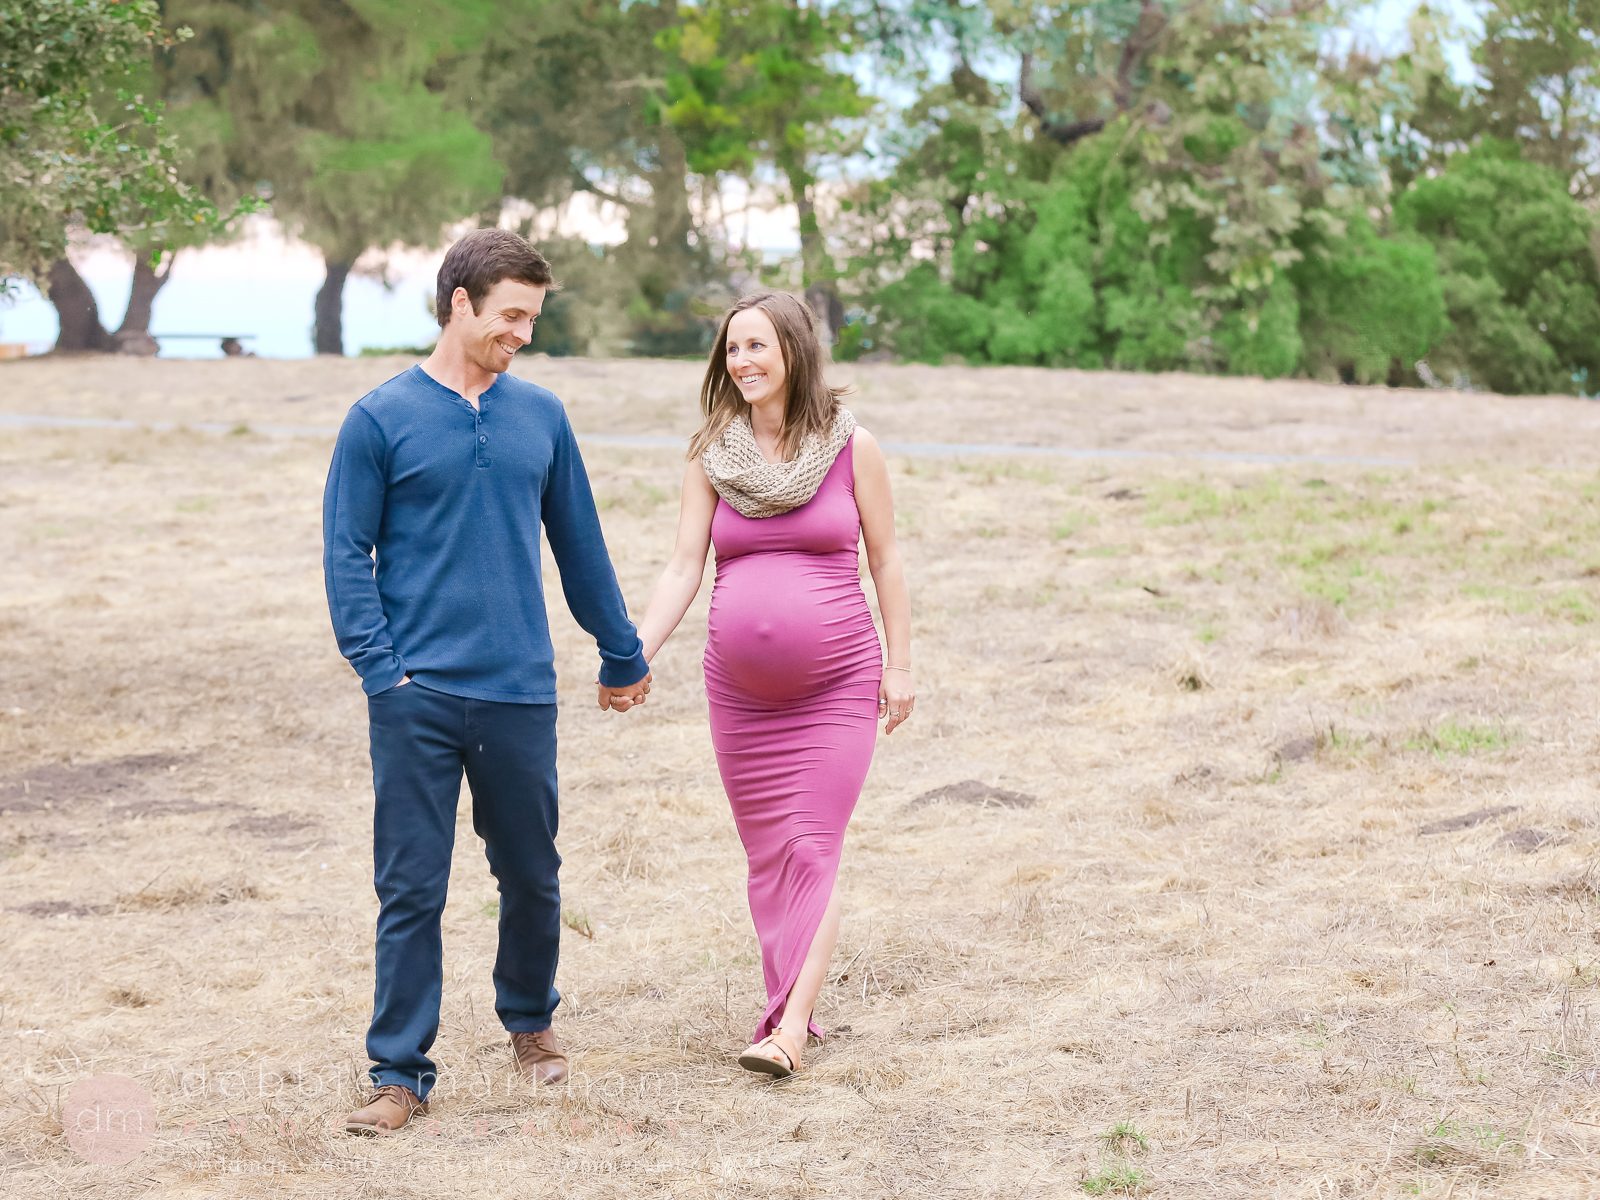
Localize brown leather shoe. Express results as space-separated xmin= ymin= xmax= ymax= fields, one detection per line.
xmin=343 ymin=1084 xmax=427 ymax=1135
xmin=510 ymin=1028 xmax=569 ymax=1085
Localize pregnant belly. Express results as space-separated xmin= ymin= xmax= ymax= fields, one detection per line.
xmin=705 ymin=558 xmax=880 ymax=703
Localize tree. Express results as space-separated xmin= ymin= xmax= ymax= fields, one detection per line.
xmin=656 ymin=0 xmax=871 ymax=337
xmin=40 ymin=0 xmax=277 ymax=352
xmin=281 ymin=3 xmax=504 ymax=353
xmin=1473 ymin=0 xmax=1600 ymax=195
xmin=155 ymin=1 xmax=504 ymax=355
xmin=1291 ymin=214 xmax=1446 ymax=385
xmin=1397 ymin=143 xmax=1600 ymax=394
xmin=1 ymin=0 xmax=224 ymax=347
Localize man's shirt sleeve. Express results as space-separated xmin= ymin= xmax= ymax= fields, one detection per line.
xmin=322 ymin=406 xmax=408 ymax=693
xmin=541 ymin=410 xmax=649 ymax=688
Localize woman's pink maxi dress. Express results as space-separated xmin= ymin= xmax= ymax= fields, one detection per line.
xmin=703 ymin=435 xmax=882 ymax=1043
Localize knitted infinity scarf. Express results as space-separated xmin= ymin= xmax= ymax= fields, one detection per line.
xmin=701 ymin=406 xmax=857 ymax=519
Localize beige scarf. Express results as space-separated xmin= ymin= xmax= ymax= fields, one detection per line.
xmin=701 ymin=406 xmax=857 ymax=518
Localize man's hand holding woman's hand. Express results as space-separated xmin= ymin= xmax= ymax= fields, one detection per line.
xmin=597 ymin=671 xmax=652 ymax=714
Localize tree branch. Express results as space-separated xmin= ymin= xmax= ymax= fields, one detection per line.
xmin=569 ymin=169 xmax=634 ymax=209
xmin=1114 ymin=0 xmax=1170 ymax=110
xmin=1020 ymin=52 xmax=1108 ymax=146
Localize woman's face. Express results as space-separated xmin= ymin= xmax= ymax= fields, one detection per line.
xmin=725 ymin=307 xmax=788 ymax=409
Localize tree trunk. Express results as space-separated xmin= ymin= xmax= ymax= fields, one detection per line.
xmin=787 ymin=164 xmax=842 ymax=342
xmin=654 ymin=129 xmax=697 ymax=269
xmin=314 ymin=257 xmax=352 ymax=355
xmin=116 ymin=253 xmax=175 ymax=336
xmin=47 ymin=258 xmax=115 ymax=353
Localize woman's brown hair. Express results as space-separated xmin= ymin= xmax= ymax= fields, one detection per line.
xmin=687 ymin=292 xmax=850 ymax=461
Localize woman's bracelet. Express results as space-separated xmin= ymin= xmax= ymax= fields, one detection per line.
xmin=885 ymin=665 xmax=913 ymax=673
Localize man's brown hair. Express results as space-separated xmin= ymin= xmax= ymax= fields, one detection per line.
xmin=435 ymin=229 xmax=559 ymax=328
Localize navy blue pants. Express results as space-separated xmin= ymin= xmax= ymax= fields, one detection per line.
xmin=365 ymin=681 xmax=561 ymax=1100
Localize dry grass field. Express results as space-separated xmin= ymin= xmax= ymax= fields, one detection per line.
xmin=3 ymin=354 xmax=1599 ymax=1199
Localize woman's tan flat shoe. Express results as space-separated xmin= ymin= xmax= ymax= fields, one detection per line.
xmin=737 ymin=1029 xmax=803 ymax=1078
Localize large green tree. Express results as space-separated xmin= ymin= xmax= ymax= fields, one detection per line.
xmin=655 ymin=0 xmax=871 ymax=338
xmin=258 ymin=1 xmax=503 ymax=354
xmin=1473 ymin=0 xmax=1600 ymax=195
xmin=1398 ymin=143 xmax=1600 ymax=394
xmin=842 ymin=0 xmax=1455 ymax=383
xmin=1 ymin=0 xmax=224 ymax=348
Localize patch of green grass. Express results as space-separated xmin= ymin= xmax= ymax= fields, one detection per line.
xmin=1406 ymin=720 xmax=1512 ymax=758
xmin=1550 ymin=588 xmax=1597 ymax=624
xmin=1378 ymin=1073 xmax=1423 ymax=1095
xmin=228 ymin=422 xmax=253 ymax=437
xmin=1320 ymin=725 xmax=1363 ymax=754
xmin=479 ymin=900 xmax=499 ymax=918
xmin=1413 ymin=1119 xmax=1515 ymax=1168
xmin=1296 ymin=1018 xmax=1330 ymax=1050
xmin=954 ymin=460 xmax=1057 ymax=486
xmin=562 ymin=907 xmax=594 ymax=940
xmin=1196 ymin=623 xmax=1219 ymax=644
xmin=1562 ymin=958 xmax=1600 ymax=987
xmin=1460 ymin=583 xmax=1538 ymax=615
xmin=1081 ymin=1164 xmax=1144 ymax=1195
xmin=176 ymin=496 xmax=216 ymax=514
xmin=1302 ymin=572 xmax=1352 ymax=606
xmin=1541 ymin=1048 xmax=1579 ymax=1071
xmin=1101 ymin=1121 xmax=1148 ymax=1153
xmin=1052 ymin=512 xmax=1098 ymax=541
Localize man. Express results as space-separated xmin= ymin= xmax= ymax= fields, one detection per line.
xmin=322 ymin=228 xmax=650 ymax=1135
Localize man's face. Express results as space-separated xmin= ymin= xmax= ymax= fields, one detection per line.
xmin=450 ymin=277 xmax=546 ymax=374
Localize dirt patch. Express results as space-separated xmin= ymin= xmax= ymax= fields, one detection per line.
xmin=1274 ymin=735 xmax=1319 ymax=763
xmin=12 ymin=899 xmax=111 ymax=919
xmin=908 ymin=780 xmax=1039 ymax=810
xmin=0 ymin=752 xmax=189 ymax=816
xmin=1418 ymin=806 xmax=1520 ymax=835
xmin=226 ymin=812 xmax=320 ymax=839
xmin=1499 ymin=827 xmax=1561 ymax=853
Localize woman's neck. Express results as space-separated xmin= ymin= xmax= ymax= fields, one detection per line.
xmin=747 ymin=397 xmax=787 ymax=457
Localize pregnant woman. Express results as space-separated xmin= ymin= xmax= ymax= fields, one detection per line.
xmin=632 ymin=291 xmax=914 ymax=1078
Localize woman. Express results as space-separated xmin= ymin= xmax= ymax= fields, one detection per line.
xmin=630 ymin=291 xmax=914 ymax=1078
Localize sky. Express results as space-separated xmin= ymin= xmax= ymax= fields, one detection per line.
xmin=0 ymin=0 xmax=1476 ymax=359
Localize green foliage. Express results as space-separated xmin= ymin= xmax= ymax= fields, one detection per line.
xmin=0 ymin=0 xmax=227 ymax=279
xmin=1472 ymin=0 xmax=1600 ymax=194
xmin=657 ymin=0 xmax=870 ymax=305
xmin=14 ymin=0 xmax=1599 ymax=384
xmin=1292 ymin=214 xmax=1447 ymax=385
xmin=238 ymin=4 xmax=503 ymax=262
xmin=1397 ymin=144 xmax=1600 ymax=394
xmin=1081 ymin=1162 xmax=1145 ymax=1195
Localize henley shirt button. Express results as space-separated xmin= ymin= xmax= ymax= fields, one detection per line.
xmin=478 ymin=435 xmax=488 ymax=444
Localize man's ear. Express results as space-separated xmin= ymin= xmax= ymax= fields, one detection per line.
xmin=452 ymin=286 xmax=472 ymax=318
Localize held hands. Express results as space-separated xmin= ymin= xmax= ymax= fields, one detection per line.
xmin=879 ymin=667 xmax=915 ymax=735
xmin=597 ymin=671 xmax=652 ymax=714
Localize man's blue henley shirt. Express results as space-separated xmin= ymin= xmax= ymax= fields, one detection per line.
xmin=322 ymin=365 xmax=647 ymax=702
